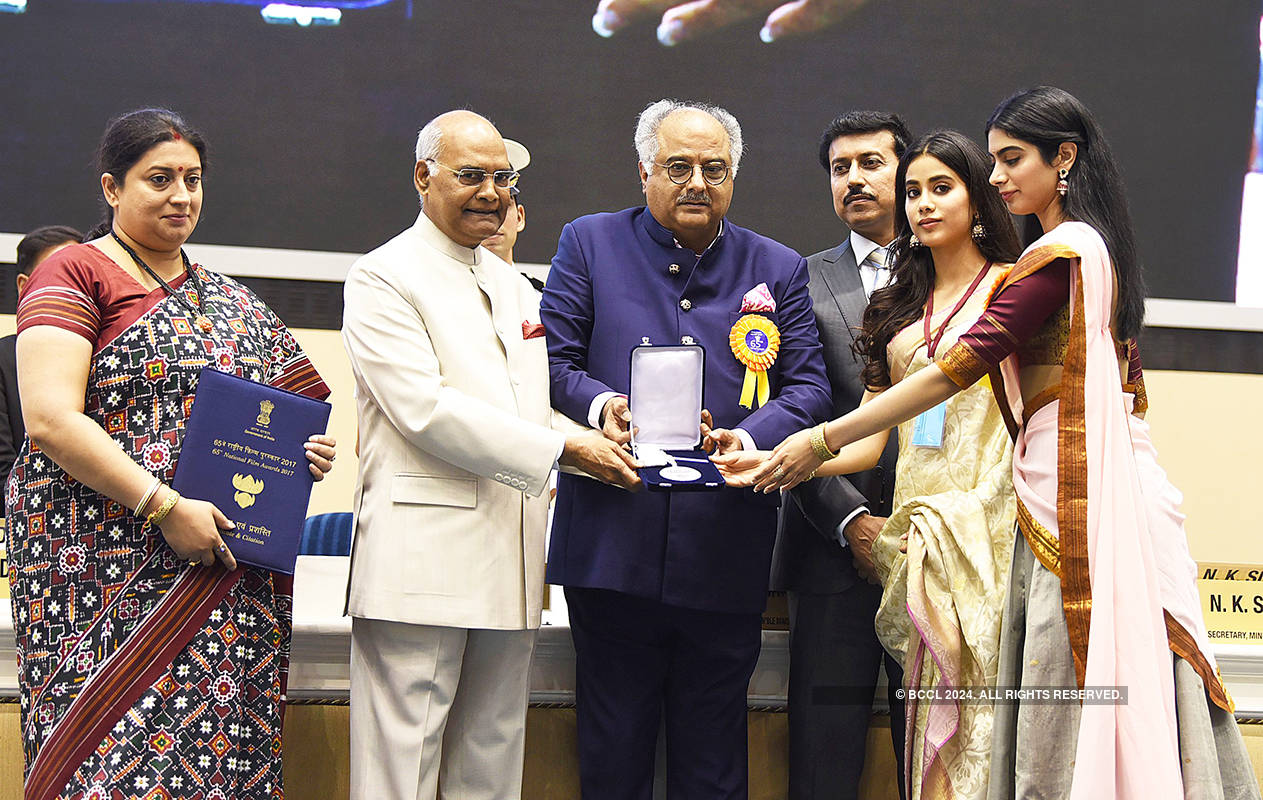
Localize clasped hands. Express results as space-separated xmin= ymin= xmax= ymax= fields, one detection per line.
xmin=710 ymin=424 xmax=821 ymax=493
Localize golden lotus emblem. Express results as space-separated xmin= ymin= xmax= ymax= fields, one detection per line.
xmin=232 ymin=473 xmax=265 ymax=509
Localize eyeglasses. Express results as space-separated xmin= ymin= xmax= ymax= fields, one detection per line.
xmin=426 ymin=160 xmax=520 ymax=189
xmin=655 ymin=160 xmax=730 ymax=186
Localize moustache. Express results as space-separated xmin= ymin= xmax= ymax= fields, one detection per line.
xmin=677 ymin=191 xmax=711 ymax=205
xmin=844 ymin=190 xmax=876 ymax=204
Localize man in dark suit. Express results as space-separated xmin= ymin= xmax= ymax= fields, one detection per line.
xmin=772 ymin=111 xmax=911 ymax=800
xmin=542 ymin=99 xmax=831 ymax=800
xmin=0 ymin=225 xmax=82 ymax=492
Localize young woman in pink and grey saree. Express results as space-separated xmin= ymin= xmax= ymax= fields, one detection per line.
xmin=6 ymin=108 xmax=338 ymax=800
xmin=718 ymin=129 xmax=1023 ymax=799
xmin=741 ymin=87 xmax=1259 ymax=800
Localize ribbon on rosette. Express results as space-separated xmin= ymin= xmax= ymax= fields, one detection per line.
xmin=729 ymin=283 xmax=780 ymax=409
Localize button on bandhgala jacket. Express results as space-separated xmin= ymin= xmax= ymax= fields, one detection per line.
xmin=542 ymin=208 xmax=832 ymax=614
xmin=342 ymin=212 xmax=565 ymax=630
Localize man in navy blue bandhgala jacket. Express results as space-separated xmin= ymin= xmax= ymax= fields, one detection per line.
xmin=542 ymin=99 xmax=832 ymax=799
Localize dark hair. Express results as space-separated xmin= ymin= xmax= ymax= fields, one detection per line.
xmin=854 ymin=130 xmax=1023 ymax=389
xmin=16 ymin=225 xmax=84 ymax=275
xmin=817 ymin=111 xmax=912 ymax=171
xmin=85 ymin=108 xmax=209 ymax=240
xmin=986 ymin=86 xmax=1144 ymax=340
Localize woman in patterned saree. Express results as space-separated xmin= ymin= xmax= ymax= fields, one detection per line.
xmin=745 ymin=87 xmax=1260 ymax=799
xmin=718 ymin=130 xmax=1023 ymax=799
xmin=7 ymin=108 xmax=337 ymax=800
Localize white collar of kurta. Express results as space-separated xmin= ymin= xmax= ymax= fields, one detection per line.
xmin=671 ymin=218 xmax=725 ymax=256
xmin=411 ymin=210 xmax=484 ymax=267
xmin=849 ymin=230 xmax=887 ymax=267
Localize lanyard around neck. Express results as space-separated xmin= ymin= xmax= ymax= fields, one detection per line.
xmin=110 ymin=231 xmax=213 ymax=333
xmin=923 ymin=260 xmax=991 ymax=359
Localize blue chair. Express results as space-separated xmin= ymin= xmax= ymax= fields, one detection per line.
xmin=299 ymin=512 xmax=353 ymax=556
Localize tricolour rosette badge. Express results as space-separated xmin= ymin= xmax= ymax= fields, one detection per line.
xmin=730 ymin=313 xmax=780 ymax=409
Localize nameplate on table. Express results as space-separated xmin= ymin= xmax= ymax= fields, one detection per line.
xmin=1198 ymin=562 xmax=1263 ymax=644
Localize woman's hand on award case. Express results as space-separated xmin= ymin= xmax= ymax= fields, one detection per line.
xmin=710 ymin=449 xmax=773 ymax=487
xmin=158 ymin=490 xmax=239 ymax=570
xmin=750 ymin=426 xmax=822 ymax=493
xmin=304 ymin=434 xmax=337 ymax=480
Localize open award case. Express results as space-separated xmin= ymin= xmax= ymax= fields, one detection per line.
xmin=629 ymin=344 xmax=724 ymax=492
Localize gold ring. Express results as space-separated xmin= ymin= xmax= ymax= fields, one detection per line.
xmin=188 ymin=560 xmax=199 ymax=567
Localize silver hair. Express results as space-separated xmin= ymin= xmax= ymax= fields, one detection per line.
xmin=634 ymin=99 xmax=743 ymax=177
xmin=413 ymin=117 xmax=447 ymax=208
xmin=415 ymin=118 xmax=443 ymax=163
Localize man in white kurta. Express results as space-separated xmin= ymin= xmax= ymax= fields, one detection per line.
xmin=341 ymin=110 xmax=639 ymax=800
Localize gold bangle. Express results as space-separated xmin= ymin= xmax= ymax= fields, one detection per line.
xmin=810 ymin=423 xmax=839 ymax=461
xmin=146 ymin=489 xmax=181 ymax=528
xmin=135 ymin=477 xmax=162 ymax=519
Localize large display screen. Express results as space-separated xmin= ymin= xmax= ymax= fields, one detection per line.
xmin=1238 ymin=13 xmax=1263 ymax=307
xmin=1 ymin=0 xmax=1257 ymax=303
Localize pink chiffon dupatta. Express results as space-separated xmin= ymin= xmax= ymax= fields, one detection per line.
xmin=994 ymin=222 xmax=1226 ymax=799
xmin=1059 ymin=222 xmax=1179 ymax=799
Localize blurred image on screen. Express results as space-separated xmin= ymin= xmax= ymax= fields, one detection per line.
xmin=1238 ymin=14 xmax=1263 ymax=306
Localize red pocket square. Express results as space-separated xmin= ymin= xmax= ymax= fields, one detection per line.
xmin=522 ymin=321 xmax=546 ymax=339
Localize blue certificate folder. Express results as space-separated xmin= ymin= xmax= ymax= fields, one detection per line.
xmin=172 ymin=368 xmax=332 ymax=574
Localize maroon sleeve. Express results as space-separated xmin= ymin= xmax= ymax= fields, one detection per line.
xmin=939 ymin=258 xmax=1071 ymax=388
xmin=1124 ymin=339 xmax=1147 ymax=414
xmin=15 ymin=245 xmax=104 ymax=343
xmin=1126 ymin=339 xmax=1143 ymax=385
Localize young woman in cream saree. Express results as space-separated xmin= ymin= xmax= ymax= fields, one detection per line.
xmin=720 ymin=128 xmax=1023 ymax=799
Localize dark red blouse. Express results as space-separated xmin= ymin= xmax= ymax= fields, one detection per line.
xmin=17 ymin=243 xmax=190 ymax=353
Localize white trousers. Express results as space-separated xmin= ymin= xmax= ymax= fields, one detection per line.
xmin=349 ymin=618 xmax=537 ymax=800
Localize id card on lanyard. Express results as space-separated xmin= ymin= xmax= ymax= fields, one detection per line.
xmin=912 ymin=260 xmax=992 ymax=449
xmin=911 ymin=402 xmax=947 ymax=448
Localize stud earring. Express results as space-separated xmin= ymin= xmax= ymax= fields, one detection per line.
xmin=1057 ymin=168 xmax=1069 ymax=196
xmin=971 ymin=217 xmax=986 ymax=243
xmin=909 ymin=233 xmax=922 ymax=248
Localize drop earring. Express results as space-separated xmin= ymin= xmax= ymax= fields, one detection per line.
xmin=971 ymin=217 xmax=986 ymax=243
xmin=909 ymin=233 xmax=922 ymax=248
xmin=1057 ymin=168 xmax=1069 ymax=196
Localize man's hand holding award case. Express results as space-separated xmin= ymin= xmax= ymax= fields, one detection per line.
xmin=630 ymin=344 xmax=724 ymax=491
xmin=173 ymin=368 xmax=332 ymax=573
